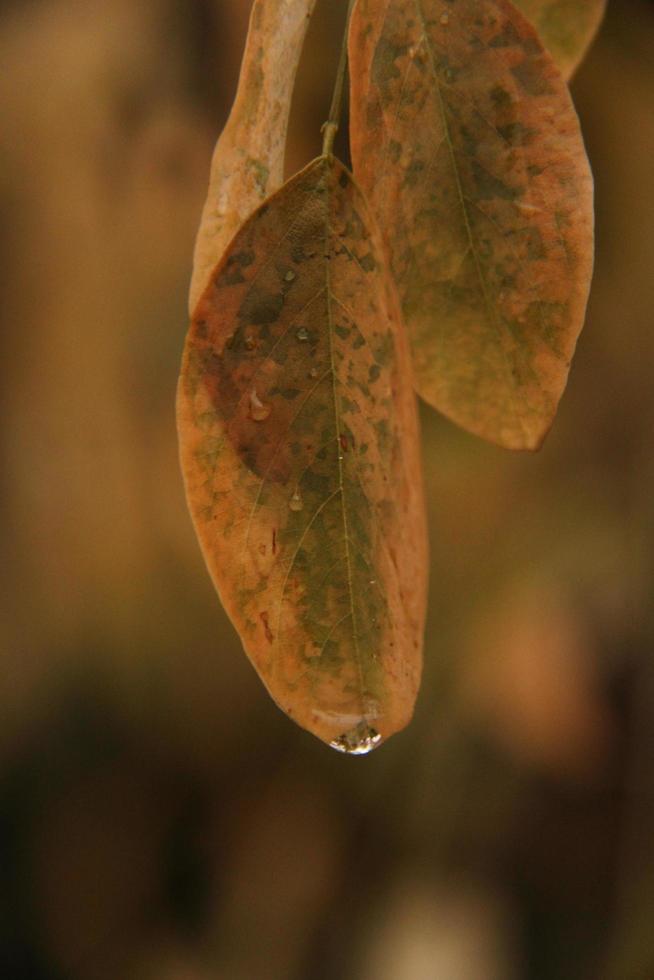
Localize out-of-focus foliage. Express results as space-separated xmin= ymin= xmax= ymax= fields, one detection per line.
xmin=513 ymin=0 xmax=607 ymax=78
xmin=189 ymin=0 xmax=316 ymax=312
xmin=0 ymin=1 xmax=653 ymax=979
xmin=349 ymin=0 xmax=595 ymax=451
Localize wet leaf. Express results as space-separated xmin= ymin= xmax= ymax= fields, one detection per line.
xmin=349 ymin=0 xmax=594 ymax=450
xmin=512 ymin=0 xmax=606 ymax=78
xmin=189 ymin=0 xmax=317 ymax=312
xmin=178 ymin=156 xmax=428 ymax=752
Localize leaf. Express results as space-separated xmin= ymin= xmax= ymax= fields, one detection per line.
xmin=349 ymin=0 xmax=594 ymax=450
xmin=188 ymin=0 xmax=317 ymax=313
xmin=178 ymin=155 xmax=428 ymax=753
xmin=512 ymin=0 xmax=606 ymax=79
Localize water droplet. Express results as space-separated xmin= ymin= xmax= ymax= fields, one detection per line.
xmin=517 ymin=201 xmax=542 ymax=215
xmin=308 ymin=367 xmax=318 ymax=379
xmin=289 ymin=490 xmax=304 ymax=512
xmin=440 ymin=11 xmax=449 ymax=25
xmin=330 ymin=722 xmax=382 ymax=756
xmin=284 ymin=270 xmax=296 ymax=282
xmin=296 ymin=327 xmax=309 ymax=342
xmin=244 ymin=333 xmax=256 ymax=350
xmin=249 ymin=389 xmax=271 ymax=422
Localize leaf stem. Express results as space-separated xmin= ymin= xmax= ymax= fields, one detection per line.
xmin=322 ymin=0 xmax=356 ymax=157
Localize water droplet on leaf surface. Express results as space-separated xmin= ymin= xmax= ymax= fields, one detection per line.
xmin=289 ymin=490 xmax=304 ymax=512
xmin=249 ymin=389 xmax=271 ymax=421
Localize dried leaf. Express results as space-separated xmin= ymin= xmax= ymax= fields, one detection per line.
xmin=178 ymin=156 xmax=428 ymax=752
xmin=349 ymin=0 xmax=594 ymax=450
xmin=189 ymin=0 xmax=317 ymax=313
xmin=512 ymin=0 xmax=606 ymax=78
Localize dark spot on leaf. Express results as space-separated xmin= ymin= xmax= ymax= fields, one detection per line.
xmin=372 ymin=36 xmax=407 ymax=93
xmin=403 ymin=159 xmax=426 ymax=188
xmin=489 ymin=84 xmax=512 ymax=107
xmin=489 ymin=21 xmax=521 ymax=47
xmin=497 ymin=122 xmax=531 ymax=145
xmin=511 ymin=58 xmax=554 ymax=96
xmin=472 ymin=162 xmax=518 ymax=201
xmin=239 ymin=287 xmax=284 ymax=325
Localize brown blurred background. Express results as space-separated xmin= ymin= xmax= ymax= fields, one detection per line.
xmin=0 ymin=0 xmax=653 ymax=977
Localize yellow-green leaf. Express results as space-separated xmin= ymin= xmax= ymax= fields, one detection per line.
xmin=349 ymin=0 xmax=594 ymax=450
xmin=513 ymin=0 xmax=606 ymax=79
xmin=189 ymin=0 xmax=317 ymax=313
xmin=178 ymin=156 xmax=428 ymax=752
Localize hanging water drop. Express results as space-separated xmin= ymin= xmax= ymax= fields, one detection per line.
xmin=249 ymin=389 xmax=271 ymax=422
xmin=330 ymin=722 xmax=382 ymax=755
xmin=296 ymin=327 xmax=309 ymax=342
xmin=284 ymin=270 xmax=296 ymax=282
xmin=289 ymin=490 xmax=304 ymax=512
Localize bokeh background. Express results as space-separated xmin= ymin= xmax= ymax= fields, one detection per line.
xmin=1 ymin=0 xmax=653 ymax=977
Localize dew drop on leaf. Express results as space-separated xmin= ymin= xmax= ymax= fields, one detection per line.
xmin=289 ymin=490 xmax=304 ymax=512
xmin=249 ymin=389 xmax=271 ymax=421
xmin=296 ymin=327 xmax=309 ymax=342
xmin=329 ymin=722 xmax=383 ymax=755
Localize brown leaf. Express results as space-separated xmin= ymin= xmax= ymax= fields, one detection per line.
xmin=189 ymin=0 xmax=317 ymax=313
xmin=349 ymin=0 xmax=594 ymax=450
xmin=178 ymin=155 xmax=428 ymax=752
xmin=512 ymin=0 xmax=606 ymax=79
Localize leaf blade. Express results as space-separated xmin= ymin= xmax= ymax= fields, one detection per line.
xmin=178 ymin=156 xmax=428 ymax=751
xmin=349 ymin=0 xmax=594 ymax=450
xmin=189 ymin=0 xmax=317 ymax=313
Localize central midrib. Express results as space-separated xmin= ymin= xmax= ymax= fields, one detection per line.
xmin=323 ymin=161 xmax=368 ymax=715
